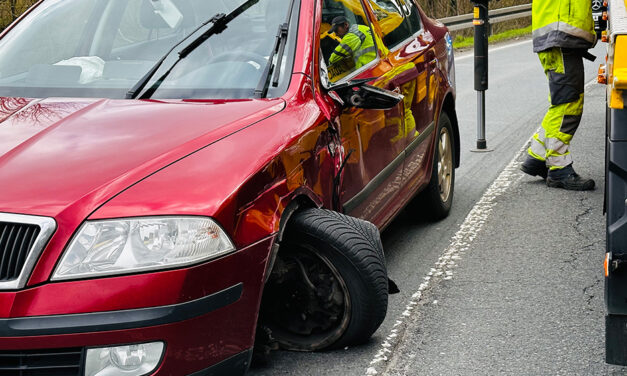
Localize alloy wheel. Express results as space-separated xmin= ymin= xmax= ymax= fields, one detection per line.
xmin=438 ymin=126 xmax=453 ymax=203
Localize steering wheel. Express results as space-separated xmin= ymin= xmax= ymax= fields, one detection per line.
xmin=207 ymin=51 xmax=267 ymax=68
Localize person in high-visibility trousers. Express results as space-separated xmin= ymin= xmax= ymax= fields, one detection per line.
xmin=328 ymin=16 xmax=377 ymax=73
xmin=520 ymin=0 xmax=596 ymax=190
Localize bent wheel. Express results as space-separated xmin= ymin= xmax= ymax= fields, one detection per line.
xmin=259 ymin=208 xmax=388 ymax=351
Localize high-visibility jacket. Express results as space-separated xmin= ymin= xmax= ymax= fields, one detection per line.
xmin=532 ymin=0 xmax=596 ymax=52
xmin=329 ymin=24 xmax=376 ymax=69
xmin=332 ymin=0 xmax=403 ymax=37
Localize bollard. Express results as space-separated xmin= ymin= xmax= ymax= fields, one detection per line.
xmin=471 ymin=0 xmax=493 ymax=152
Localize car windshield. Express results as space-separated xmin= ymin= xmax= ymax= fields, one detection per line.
xmin=0 ymin=0 xmax=298 ymax=99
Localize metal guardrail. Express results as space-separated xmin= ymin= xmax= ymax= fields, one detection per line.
xmin=0 ymin=3 xmax=533 ymax=35
xmin=440 ymin=4 xmax=532 ymax=31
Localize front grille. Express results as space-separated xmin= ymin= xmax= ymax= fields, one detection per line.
xmin=0 ymin=222 xmax=40 ymax=282
xmin=0 ymin=348 xmax=84 ymax=376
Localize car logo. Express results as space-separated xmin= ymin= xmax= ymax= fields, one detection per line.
xmin=592 ymin=0 xmax=604 ymax=11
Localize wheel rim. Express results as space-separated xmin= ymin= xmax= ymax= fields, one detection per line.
xmin=260 ymin=244 xmax=352 ymax=351
xmin=437 ymin=126 xmax=453 ymax=203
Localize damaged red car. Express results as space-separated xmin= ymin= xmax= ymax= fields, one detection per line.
xmin=0 ymin=0 xmax=458 ymax=374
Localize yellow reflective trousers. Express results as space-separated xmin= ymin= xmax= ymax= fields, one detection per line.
xmin=528 ymin=48 xmax=585 ymax=170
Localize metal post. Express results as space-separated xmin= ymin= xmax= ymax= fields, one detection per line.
xmin=477 ymin=91 xmax=487 ymax=149
xmin=471 ymin=0 xmax=493 ymax=152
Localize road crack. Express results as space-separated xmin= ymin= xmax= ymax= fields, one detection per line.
xmin=582 ymin=277 xmax=602 ymax=310
xmin=559 ymin=196 xmax=597 ymax=271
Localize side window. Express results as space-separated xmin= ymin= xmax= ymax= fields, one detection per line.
xmin=321 ymin=0 xmax=378 ymax=83
xmin=402 ymin=0 xmax=422 ymax=35
xmin=366 ymin=0 xmax=421 ymax=49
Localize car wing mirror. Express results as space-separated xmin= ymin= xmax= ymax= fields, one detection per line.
xmin=328 ymin=78 xmax=403 ymax=110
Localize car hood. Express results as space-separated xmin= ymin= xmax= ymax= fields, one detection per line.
xmin=0 ymin=97 xmax=285 ymax=218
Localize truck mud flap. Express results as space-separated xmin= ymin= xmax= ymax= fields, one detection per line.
xmin=607 ymin=315 xmax=627 ymax=365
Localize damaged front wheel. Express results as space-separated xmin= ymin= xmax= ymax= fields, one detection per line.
xmin=258 ymin=208 xmax=388 ymax=351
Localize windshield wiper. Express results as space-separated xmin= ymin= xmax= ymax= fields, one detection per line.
xmin=254 ymin=0 xmax=296 ymax=98
xmin=126 ymin=0 xmax=260 ymax=99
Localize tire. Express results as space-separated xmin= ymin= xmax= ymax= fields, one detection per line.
xmin=321 ymin=209 xmax=386 ymax=267
xmin=415 ymin=112 xmax=455 ymax=220
xmin=321 ymin=210 xmax=399 ymax=294
xmin=259 ymin=208 xmax=388 ymax=351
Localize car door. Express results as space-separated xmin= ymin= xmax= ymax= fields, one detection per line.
xmin=364 ymin=0 xmax=436 ymax=194
xmin=319 ymin=0 xmax=406 ymax=227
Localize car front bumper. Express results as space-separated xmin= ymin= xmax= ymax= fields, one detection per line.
xmin=0 ymin=237 xmax=274 ymax=375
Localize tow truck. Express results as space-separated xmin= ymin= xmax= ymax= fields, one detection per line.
xmin=600 ymin=0 xmax=627 ymax=366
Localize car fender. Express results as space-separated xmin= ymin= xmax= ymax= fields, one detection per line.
xmin=434 ymin=87 xmax=460 ymax=169
xmin=89 ymin=79 xmax=337 ymax=250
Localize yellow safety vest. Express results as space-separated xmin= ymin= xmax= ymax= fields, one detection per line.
xmin=532 ymin=0 xmax=596 ymax=52
xmin=329 ymin=24 xmax=376 ymax=69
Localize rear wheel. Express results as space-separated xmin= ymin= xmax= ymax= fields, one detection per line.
xmin=415 ymin=112 xmax=455 ymax=220
xmin=258 ymin=208 xmax=388 ymax=351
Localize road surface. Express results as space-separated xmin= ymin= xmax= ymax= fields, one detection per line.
xmin=250 ymin=38 xmax=623 ymax=376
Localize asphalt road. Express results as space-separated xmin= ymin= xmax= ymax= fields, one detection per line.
xmin=249 ymin=38 xmax=621 ymax=375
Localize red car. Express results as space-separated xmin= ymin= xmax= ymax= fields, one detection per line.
xmin=0 ymin=0 xmax=458 ymax=374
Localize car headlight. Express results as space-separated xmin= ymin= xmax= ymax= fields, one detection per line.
xmin=85 ymin=342 xmax=164 ymax=376
xmin=52 ymin=216 xmax=235 ymax=280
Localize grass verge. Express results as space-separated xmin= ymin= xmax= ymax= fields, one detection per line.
xmin=453 ymin=25 xmax=532 ymax=49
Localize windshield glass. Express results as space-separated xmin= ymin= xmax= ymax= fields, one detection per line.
xmin=0 ymin=0 xmax=298 ymax=99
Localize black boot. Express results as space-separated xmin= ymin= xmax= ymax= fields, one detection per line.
xmin=520 ymin=156 xmax=548 ymax=179
xmin=546 ymin=165 xmax=595 ymax=191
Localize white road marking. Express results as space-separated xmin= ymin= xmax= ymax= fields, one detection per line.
xmin=362 ymin=49 xmax=603 ymax=376
xmin=364 ymin=76 xmax=602 ymax=376
xmin=456 ymin=39 xmax=533 ymax=62
xmin=364 ymin=138 xmax=531 ymax=375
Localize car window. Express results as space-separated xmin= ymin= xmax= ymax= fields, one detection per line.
xmin=112 ymin=1 xmax=185 ymax=50
xmin=366 ymin=0 xmax=421 ymax=49
xmin=0 ymin=0 xmax=297 ymax=99
xmin=320 ymin=0 xmax=379 ymax=83
xmin=0 ymin=0 xmax=97 ymax=79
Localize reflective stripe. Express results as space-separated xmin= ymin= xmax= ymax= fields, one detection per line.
xmin=532 ymin=21 xmax=595 ymax=44
xmin=528 ymin=147 xmax=545 ymax=161
xmin=533 ymin=31 xmax=594 ymax=52
xmin=536 ymin=127 xmax=546 ymax=141
xmin=349 ymin=24 xmax=367 ymax=43
xmin=528 ymin=128 xmax=546 ymax=160
xmin=545 ymin=137 xmax=570 ymax=154
xmin=530 ymin=138 xmax=546 ymax=158
xmin=339 ymin=43 xmax=354 ymax=56
xmin=547 ymin=153 xmax=573 ymax=168
xmin=355 ymin=46 xmax=376 ymax=58
xmin=545 ymin=135 xmax=572 ymax=168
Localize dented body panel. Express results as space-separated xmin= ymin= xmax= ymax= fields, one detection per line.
xmin=0 ymin=0 xmax=457 ymax=374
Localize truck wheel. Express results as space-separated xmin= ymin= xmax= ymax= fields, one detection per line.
xmin=415 ymin=112 xmax=455 ymax=220
xmin=259 ymin=208 xmax=388 ymax=351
